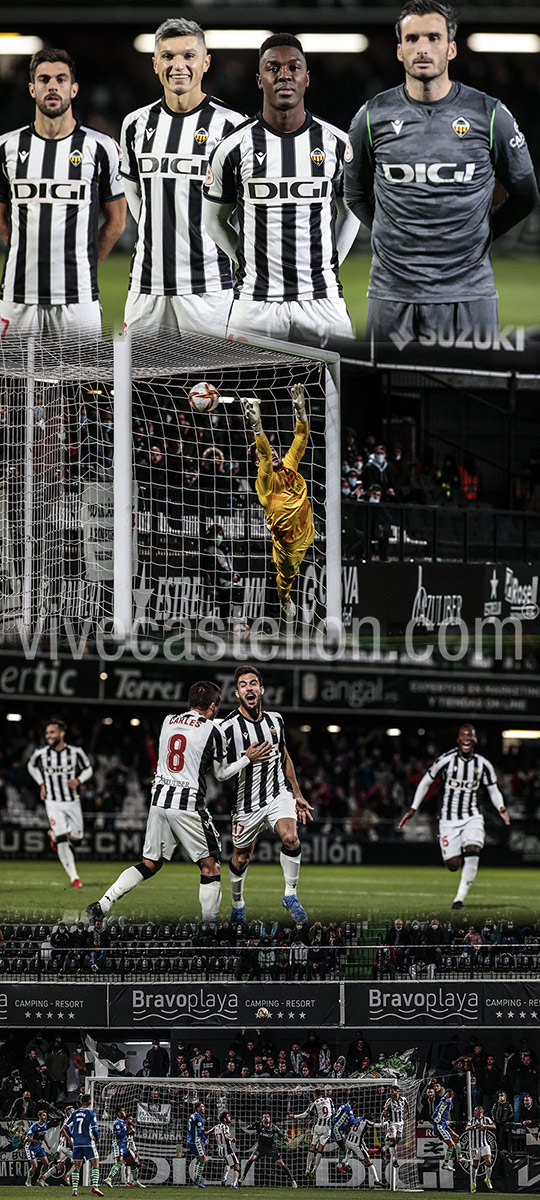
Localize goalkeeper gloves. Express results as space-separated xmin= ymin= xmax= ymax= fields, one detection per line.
xmin=290 ymin=383 xmax=307 ymax=423
xmin=241 ymin=397 xmax=263 ymax=435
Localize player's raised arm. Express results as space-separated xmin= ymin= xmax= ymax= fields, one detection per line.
xmin=282 ymin=384 xmax=310 ymax=472
xmin=241 ymin=397 xmax=274 ymax=491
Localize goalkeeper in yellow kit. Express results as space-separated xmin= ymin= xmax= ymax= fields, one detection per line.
xmin=242 ymin=384 xmax=314 ymax=619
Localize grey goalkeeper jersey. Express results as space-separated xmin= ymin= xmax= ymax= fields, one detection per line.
xmin=344 ymin=81 xmax=534 ymax=301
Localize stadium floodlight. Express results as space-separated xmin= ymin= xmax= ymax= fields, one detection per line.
xmin=467 ymin=33 xmax=540 ymax=54
xmin=130 ymin=717 xmax=141 ymax=726
xmin=133 ymin=30 xmax=273 ymax=54
xmin=327 ymin=724 xmax=341 ymax=733
xmin=299 ymin=724 xmax=312 ymax=732
xmin=6 ymin=712 xmax=22 ymax=721
xmin=386 ymin=727 xmax=401 ymax=737
xmin=502 ymin=729 xmax=540 ymax=739
xmin=0 ymin=33 xmax=43 ymax=55
xmin=299 ymin=33 xmax=368 ymax=54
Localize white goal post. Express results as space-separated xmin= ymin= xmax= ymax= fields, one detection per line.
xmin=88 ymin=1075 xmax=423 ymax=1191
xmin=0 ymin=330 xmax=341 ymax=649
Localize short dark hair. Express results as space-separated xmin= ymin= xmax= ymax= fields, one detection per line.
xmin=234 ymin=664 xmax=263 ymax=688
xmin=188 ymin=681 xmax=221 ymax=711
xmin=116 ymin=1106 xmax=125 ymax=1116
xmin=29 ymin=48 xmax=76 ymax=83
xmin=154 ymin=18 xmax=206 ymax=55
xmin=81 ymin=1093 xmax=91 ymax=1105
xmin=259 ymin=32 xmax=306 ymax=63
xmin=395 ymin=1 xmax=458 ymax=42
xmin=219 ymin=1110 xmax=228 ymax=1123
xmin=46 ymin=717 xmax=67 ymax=732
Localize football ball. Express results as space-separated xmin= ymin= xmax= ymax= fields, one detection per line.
xmin=256 ymin=1007 xmax=270 ymax=1020
xmin=188 ymin=381 xmax=220 ymax=413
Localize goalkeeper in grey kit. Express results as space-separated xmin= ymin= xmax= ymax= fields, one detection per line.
xmin=239 ymin=1115 xmax=297 ymax=1188
xmin=344 ymin=0 xmax=539 ymax=346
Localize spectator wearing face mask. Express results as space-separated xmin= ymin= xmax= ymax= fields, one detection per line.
xmin=363 ymin=444 xmax=396 ymax=501
xmin=490 ymin=1091 xmax=514 ymax=1151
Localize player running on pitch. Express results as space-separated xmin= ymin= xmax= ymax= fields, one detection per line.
xmin=187 ymin=1102 xmax=207 ymax=1189
xmin=221 ymin=664 xmax=313 ymax=927
xmin=28 ymin=719 xmax=93 ymax=890
xmin=465 ymin=1106 xmax=495 ymax=1192
xmin=432 ymin=1090 xmax=462 ymax=1171
xmin=63 ymin=1094 xmax=103 ymax=1197
xmin=398 ymin=722 xmax=510 ymax=908
xmin=242 ymin=383 xmax=313 ymax=619
xmin=40 ymin=1106 xmax=75 ymax=1187
xmin=239 ymin=1114 xmax=297 ymax=1189
xmin=344 ymin=0 xmax=538 ymax=346
xmin=23 ymin=1111 xmax=51 ymax=1188
xmin=209 ymin=1111 xmax=240 ymax=1188
xmin=332 ymin=1102 xmax=381 ymax=1185
xmin=87 ymin=681 xmax=271 ymax=926
xmin=289 ymin=1088 xmax=333 ymax=1179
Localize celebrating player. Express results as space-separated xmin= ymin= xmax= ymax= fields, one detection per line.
xmin=398 ymin=723 xmax=510 ymax=908
xmin=187 ymin=1101 xmax=207 ymax=1189
xmin=431 ymin=1089 xmax=461 ymax=1170
xmin=209 ymin=1111 xmax=240 ymax=1188
xmin=40 ymin=1106 xmax=75 ymax=1187
xmin=23 ymin=1111 xmax=51 ymax=1188
xmin=63 ymin=1094 xmax=103 ymax=1197
xmin=0 ymin=49 xmax=125 ymax=339
xmin=242 ymin=384 xmax=313 ymax=619
xmin=221 ymin=664 xmax=313 ymax=927
xmin=28 ymin=718 xmax=93 ymax=890
xmin=289 ymin=1088 xmax=333 ymax=1179
xmin=124 ymin=1115 xmax=145 ymax=1188
xmin=121 ymin=19 xmax=245 ymax=338
xmin=87 ymin=681 xmax=271 ymax=926
xmin=104 ymin=1107 xmax=128 ymax=1188
xmin=239 ymin=1114 xmax=297 ymax=1189
xmin=344 ymin=0 xmax=539 ymax=346
xmin=203 ymin=33 xmax=359 ymax=343
xmin=465 ymin=1106 xmax=495 ymax=1192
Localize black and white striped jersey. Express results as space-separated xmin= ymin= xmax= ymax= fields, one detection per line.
xmin=204 ymin=111 xmax=348 ymax=302
xmin=212 ymin=1122 xmax=234 ymax=1153
xmin=27 ymin=744 xmax=93 ymax=802
xmin=220 ymin=708 xmax=290 ymax=817
xmin=121 ymin=95 xmax=245 ymax=296
xmin=151 ymin=710 xmax=249 ymax=812
xmin=382 ymin=1096 xmax=407 ymax=1124
xmin=412 ymin=749 xmax=504 ymax=823
xmin=0 ymin=123 xmax=123 ymax=304
xmin=466 ymin=1117 xmax=493 ymax=1155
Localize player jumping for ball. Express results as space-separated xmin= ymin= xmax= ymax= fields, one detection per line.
xmin=466 ymin=1106 xmax=495 ymax=1192
xmin=398 ymin=722 xmax=510 ymax=908
xmin=239 ymin=1115 xmax=297 ymax=1189
xmin=432 ymin=1090 xmax=462 ymax=1171
xmin=242 ymin=383 xmax=313 ymax=619
xmin=289 ymin=1088 xmax=333 ymax=1179
xmin=332 ymin=1102 xmax=381 ymax=1186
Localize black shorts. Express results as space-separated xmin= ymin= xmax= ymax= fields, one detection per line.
xmin=366 ymin=297 xmax=500 ymax=349
xmin=254 ymin=1144 xmax=280 ymax=1161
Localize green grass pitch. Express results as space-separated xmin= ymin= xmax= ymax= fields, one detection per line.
xmin=1 ymin=860 xmax=537 ymax=924
xmin=0 ymin=1189 xmax=505 ymax=1200
xmin=96 ymin=252 xmax=540 ymax=336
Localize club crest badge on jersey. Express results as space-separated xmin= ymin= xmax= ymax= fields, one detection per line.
xmin=310 ymin=147 xmax=325 ymax=166
xmin=194 ymin=128 xmax=209 ymax=145
xmin=452 ymin=116 xmax=470 ymax=138
xmin=69 ymin=151 xmax=83 ymax=167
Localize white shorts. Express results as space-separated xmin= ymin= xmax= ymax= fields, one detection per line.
xmin=124 ymin=291 xmax=233 ymax=339
xmin=226 ymin=297 xmax=353 ymax=342
xmin=472 ymin=1138 xmax=491 ymax=1160
xmin=219 ymin=1149 xmax=239 ymax=1168
xmin=232 ymin=791 xmax=297 ymax=849
xmin=46 ymin=798 xmax=84 ymax=841
xmin=143 ymin=804 xmax=221 ymax=864
xmin=439 ymin=815 xmax=485 ymax=861
xmin=0 ymin=299 xmax=101 ymax=338
xmin=312 ymin=1124 xmax=332 ymax=1147
xmin=385 ymin=1122 xmax=404 ymax=1141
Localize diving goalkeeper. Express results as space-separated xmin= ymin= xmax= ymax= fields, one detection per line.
xmin=242 ymin=384 xmax=314 ymax=619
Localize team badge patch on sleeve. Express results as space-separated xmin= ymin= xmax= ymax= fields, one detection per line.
xmin=452 ymin=116 xmax=470 ymax=138
xmin=344 ymin=138 xmax=354 ymax=162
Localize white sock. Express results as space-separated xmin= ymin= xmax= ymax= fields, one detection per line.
xmin=313 ymin=1152 xmax=322 ymax=1170
xmin=485 ymin=1164 xmax=492 ymax=1181
xmin=369 ymin=1162 xmax=379 ymax=1184
xmin=455 ymin=854 xmax=479 ymax=902
xmin=57 ymin=840 xmax=77 ymax=882
xmin=200 ymin=876 xmax=221 ymax=922
xmin=229 ymin=864 xmax=247 ymax=905
xmin=306 ymin=1152 xmax=314 ymax=1171
xmin=100 ymin=865 xmax=146 ymax=912
xmin=280 ymin=849 xmax=301 ymax=896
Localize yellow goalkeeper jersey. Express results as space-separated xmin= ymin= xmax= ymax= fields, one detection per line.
xmin=255 ymin=420 xmax=313 ymax=544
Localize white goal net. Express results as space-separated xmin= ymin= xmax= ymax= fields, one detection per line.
xmin=89 ymin=1076 xmax=422 ymax=1190
xmin=0 ymin=331 xmax=340 ymax=651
